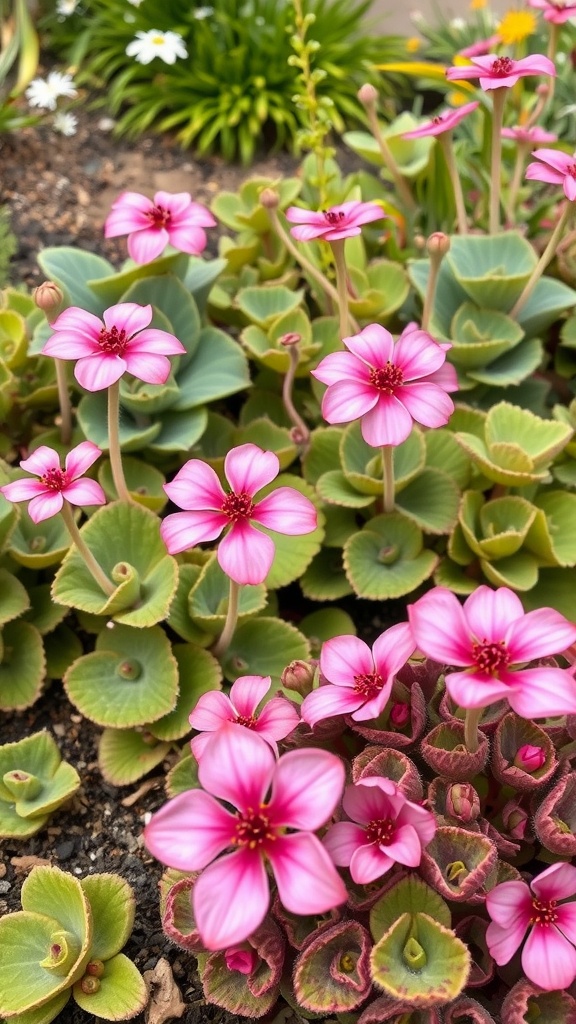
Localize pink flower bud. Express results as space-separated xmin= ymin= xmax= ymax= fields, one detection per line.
xmin=426 ymin=232 xmax=451 ymax=256
xmin=390 ymin=701 xmax=410 ymax=728
xmin=502 ymin=799 xmax=529 ymax=840
xmin=281 ymin=659 xmax=316 ymax=697
xmin=357 ymin=83 xmax=378 ymax=106
xmin=260 ymin=187 xmax=280 ymax=209
xmin=224 ymin=945 xmax=259 ymax=975
xmin=514 ymin=744 xmax=546 ymax=772
xmin=34 ymin=281 xmax=64 ymax=322
xmin=446 ymin=783 xmax=481 ymax=823
xmin=279 ymin=332 xmax=301 ymax=347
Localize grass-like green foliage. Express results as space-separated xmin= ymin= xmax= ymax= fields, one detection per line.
xmin=0 ymin=207 xmax=17 ymax=287
xmin=43 ymin=0 xmax=405 ymax=162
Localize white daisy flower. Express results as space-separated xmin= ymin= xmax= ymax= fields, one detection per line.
xmin=25 ymin=71 xmax=78 ymax=111
xmin=126 ymin=0 xmax=144 ymax=6
xmin=53 ymin=111 xmax=78 ymax=136
xmin=56 ymin=0 xmax=78 ymax=14
xmin=125 ymin=29 xmax=188 ymax=64
xmin=193 ymin=5 xmax=214 ymax=16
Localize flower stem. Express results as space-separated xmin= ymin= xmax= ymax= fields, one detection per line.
xmin=54 ymin=360 xmax=73 ymax=445
xmin=506 ymin=142 xmax=529 ymax=225
xmin=212 ymin=578 xmax=240 ymax=660
xmin=439 ymin=133 xmax=468 ymax=235
xmin=329 ymin=239 xmax=351 ymax=339
xmin=382 ymin=445 xmax=395 ymax=513
xmin=510 ymin=202 xmax=572 ymax=319
xmin=422 ymin=233 xmax=450 ymax=333
xmin=282 ymin=340 xmax=310 ymax=447
xmin=362 ymin=99 xmax=418 ymax=214
xmin=60 ymin=501 xmax=115 ymax=597
xmin=489 ymin=88 xmax=507 ymax=235
xmin=107 ymin=381 xmax=132 ymax=503
xmin=464 ymin=706 xmax=483 ymax=755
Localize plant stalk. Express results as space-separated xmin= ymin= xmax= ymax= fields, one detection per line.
xmin=54 ymin=360 xmax=73 ymax=445
xmin=489 ymin=88 xmax=507 ymax=235
xmin=464 ymin=706 xmax=483 ymax=754
xmin=363 ymin=100 xmax=417 ymax=213
xmin=107 ymin=381 xmax=132 ymax=503
xmin=510 ymin=202 xmax=572 ymax=319
xmin=439 ymin=132 xmax=468 ymax=235
xmin=506 ymin=142 xmax=529 ymax=225
xmin=212 ymin=578 xmax=240 ymax=660
xmin=382 ymin=445 xmax=395 ymax=513
xmin=329 ymin=239 xmax=352 ymax=339
xmin=60 ymin=501 xmax=115 ymax=597
xmin=282 ymin=340 xmax=310 ymax=447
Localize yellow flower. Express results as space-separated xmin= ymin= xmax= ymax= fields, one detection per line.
xmin=406 ymin=36 xmax=421 ymax=53
xmin=470 ymin=0 xmax=486 ymax=9
xmin=497 ymin=9 xmax=537 ymax=45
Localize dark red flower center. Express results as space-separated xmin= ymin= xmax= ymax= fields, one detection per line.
xmin=530 ymin=897 xmax=558 ymax=926
xmin=221 ymin=491 xmax=255 ymax=521
xmin=491 ymin=56 xmax=515 ymax=76
xmin=232 ymin=806 xmax=276 ymax=849
xmin=99 ymin=325 xmax=129 ymax=356
xmin=353 ymin=671 xmax=384 ymax=699
xmin=235 ymin=713 xmax=257 ymax=728
xmin=369 ymin=362 xmax=404 ymax=394
xmin=41 ymin=467 xmax=69 ymax=492
xmin=432 ymin=115 xmax=444 ymax=124
xmin=365 ymin=818 xmax=396 ymax=845
xmin=323 ymin=210 xmax=346 ymax=224
xmin=147 ymin=204 xmax=171 ymax=229
xmin=471 ymin=639 xmax=510 ymax=675
xmin=567 ymin=164 xmax=576 ymax=178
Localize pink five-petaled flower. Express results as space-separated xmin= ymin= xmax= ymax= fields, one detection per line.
xmin=486 ymin=862 xmax=576 ymax=991
xmin=144 ymin=725 xmax=347 ymax=950
xmin=528 ymin=0 xmax=576 ymax=24
xmin=525 ymin=148 xmax=576 ymax=201
xmin=104 ymin=190 xmax=216 ymax=264
xmin=402 ymin=100 xmax=480 ymax=138
xmin=0 ymin=442 xmax=105 ymax=524
xmin=501 ymin=126 xmax=558 ymax=145
xmin=446 ymin=53 xmax=556 ymax=90
xmin=311 ymin=322 xmax=458 ymax=447
xmin=407 ymin=585 xmax=576 ymax=717
xmin=300 ymin=625 xmax=416 ymax=728
xmin=189 ymin=674 xmax=300 ymax=760
xmin=323 ymin=777 xmax=436 ymax=885
xmin=160 ymin=443 xmax=317 ymax=586
xmin=284 ymin=200 xmax=385 ymax=242
xmin=458 ymin=34 xmax=501 ymax=59
xmin=42 ymin=302 xmax=185 ymax=392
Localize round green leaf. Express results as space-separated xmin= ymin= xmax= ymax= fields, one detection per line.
xmin=97 ymin=457 xmax=167 ymax=512
xmin=189 ymin=557 xmax=267 ymax=628
xmin=98 ymin=729 xmax=171 ymax=787
xmin=8 ymin=512 xmax=71 ymax=569
xmin=261 ymin=475 xmax=325 ymax=589
xmin=0 ymin=568 xmax=30 ymax=625
xmin=0 ymin=621 xmax=45 ymax=710
xmin=344 ymin=515 xmax=438 ymax=599
xmin=80 ymin=875 xmax=135 ymax=961
xmin=301 ymin=548 xmax=354 ymax=601
xmin=317 ymin=470 xmax=375 ymax=508
xmin=370 ymin=877 xmax=451 ymax=943
xmin=236 ymin=285 xmax=304 ymax=326
xmin=171 ymin=326 xmax=251 ymax=411
xmin=72 ymin=952 xmax=147 ymax=1019
xmin=221 ymin=617 xmax=310 ymax=683
xmin=371 ymin=913 xmax=470 ymax=1008
xmin=395 ymin=468 xmax=460 ymax=535
xmin=166 ymin=753 xmax=200 ymax=798
xmin=150 ymin=644 xmax=222 ymax=741
xmin=77 ymin=392 xmax=161 ymax=453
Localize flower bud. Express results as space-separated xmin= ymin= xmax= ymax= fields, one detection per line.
xmin=80 ymin=975 xmax=101 ymax=994
xmin=502 ymin=799 xmax=529 ymax=840
xmin=225 ymin=945 xmax=258 ymax=975
xmin=426 ymin=232 xmax=451 ymax=257
xmin=514 ymin=744 xmax=546 ymax=772
xmin=281 ymin=659 xmax=316 ymax=697
xmin=357 ymin=83 xmax=378 ymax=107
xmin=389 ymin=701 xmax=410 ymax=728
xmin=33 ymin=281 xmax=64 ymax=322
xmin=279 ymin=332 xmax=301 ymax=347
xmin=446 ymin=783 xmax=481 ymax=823
xmin=260 ymin=187 xmax=280 ymax=209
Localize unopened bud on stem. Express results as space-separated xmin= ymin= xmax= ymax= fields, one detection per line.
xmin=34 ymin=281 xmax=64 ymax=323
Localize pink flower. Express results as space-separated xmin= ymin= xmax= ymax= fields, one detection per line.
xmin=42 ymin=302 xmax=185 ymax=392
xmin=446 ymin=53 xmax=556 ymax=90
xmin=514 ymin=744 xmax=546 ymax=772
xmin=144 ymin=725 xmax=347 ymax=950
xmin=104 ymin=190 xmax=216 ymax=264
xmin=0 ymin=442 xmax=105 ymax=523
xmin=486 ymin=863 xmax=576 ymax=990
xmin=408 ymin=585 xmax=576 ymax=717
xmin=300 ymin=625 xmax=416 ymax=727
xmin=224 ymin=946 xmax=258 ymax=975
xmin=525 ymin=148 xmax=576 ymax=201
xmin=284 ymin=200 xmax=384 ymax=242
xmin=402 ymin=100 xmax=480 ymax=138
xmin=160 ymin=443 xmax=317 ymax=586
xmin=189 ymin=675 xmax=300 ymax=760
xmin=501 ymin=125 xmax=558 ymax=145
xmin=323 ymin=777 xmax=436 ymax=884
xmin=458 ymin=34 xmax=501 ymax=58
xmin=528 ymin=0 xmax=576 ymax=24
xmin=311 ymin=322 xmax=458 ymax=447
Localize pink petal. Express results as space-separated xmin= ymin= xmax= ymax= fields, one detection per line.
xmin=349 ymin=843 xmax=394 ymax=884
xmin=397 ymin=802 xmax=437 ymax=847
xmin=168 ymin=225 xmax=208 ymax=255
xmin=64 ymin=441 xmax=102 ymax=479
xmin=557 ymin=903 xmax=576 ymax=945
xmin=198 ymin=725 xmax=275 ymax=812
xmin=218 ymin=520 xmax=275 ymax=585
xmin=267 ymin=832 xmax=348 ymax=914
xmin=189 ymin=690 xmax=234 ymax=732
xmin=154 ymin=190 xmax=192 ymax=216
xmin=486 ymin=920 xmax=529 ymax=966
xmin=532 ymin=863 xmax=576 ymax=903
xmin=224 ymin=444 xmax=279 ymax=496
xmin=300 ymin=685 xmax=365 ymax=727
xmin=343 ymin=779 xmax=401 ymax=825
xmin=109 ymin=190 xmax=153 ymax=213
xmin=230 ymin=675 xmax=271 ymax=717
xmin=394 ymin=328 xmax=448 ymax=379
xmin=564 ymin=176 xmax=576 ymax=201
xmin=320 ymin=634 xmax=374 ymax=687
xmin=74 ymin=354 xmax=125 ymax=391
xmin=255 ymin=698 xmax=300 ymax=742
xmin=50 ymin=306 xmax=104 ymax=338
xmin=525 ymin=162 xmax=564 ymax=186
xmin=28 ymin=491 xmax=64 ymax=523
xmin=20 ymin=446 xmax=61 ymax=477
xmin=128 ymin=227 xmax=169 ymax=264
xmin=253 ymin=488 xmax=317 ymax=535
xmin=351 ymin=679 xmax=393 ymax=721
xmin=104 ymin=207 xmax=150 ymax=237
xmin=445 ymin=668 xmax=513 ymax=709
xmin=311 ymin=351 xmax=371 ymax=386
xmin=515 ymin=54 xmax=556 ymax=77
xmin=383 ymin=823 xmax=423 ymax=867
xmin=193 ymin=848 xmax=270 ymax=951
xmin=397 ymin=383 xmax=454 ymax=429
xmin=424 ymin=361 xmax=459 ymax=392
xmin=144 ymin=789 xmax=235 ymax=870
xmin=486 ymin=880 xmax=532 ymax=927
xmin=506 ymin=606 xmax=576 ymax=662
xmin=126 ymin=328 xmax=185 ymax=355
xmin=344 ymin=324 xmax=395 ymax=367
xmin=43 ymin=332 xmax=101 ymax=359
xmin=190 ymin=733 xmax=212 ymax=760
xmin=0 ymin=478 xmax=47 ymax=503
xmin=123 ymin=351 xmax=172 ymax=384
xmin=268 ymin=748 xmax=345 ymax=830
xmin=531 ymin=148 xmax=574 ymax=174
xmin=323 ymin=821 xmax=368 ymax=866
xmin=288 ymin=223 xmax=335 ymax=242
xmin=463 ymin=586 xmax=524 ymax=644
xmin=321 ymin=380 xmax=379 ymax=424
xmin=522 ymin=924 xmax=576 ymax=991
xmin=62 ymin=479 xmax=106 ymax=507
xmin=285 ymin=206 xmax=326 ymax=225
xmin=361 ymin=394 xmax=414 ymax=446
xmin=160 ymin=510 xmax=226 ymax=554
xmin=408 ymin=587 xmax=474 ymax=665
xmin=372 ymin=622 xmax=416 ymax=678
xmin=506 ymin=667 xmax=576 ymax=717
xmin=176 ymin=201 xmax=216 ymax=227
xmin=103 ymin=302 xmax=152 ymax=337
xmin=164 ymin=460 xmax=226 ymax=511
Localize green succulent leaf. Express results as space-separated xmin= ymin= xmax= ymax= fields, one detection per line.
xmin=317 ymin=470 xmax=375 ymax=508
xmin=72 ymin=953 xmax=147 ymax=1019
xmin=449 ymin=303 xmax=524 ymax=369
xmin=236 ymin=285 xmax=304 ymax=326
xmin=370 ymin=912 xmax=470 ymax=1007
xmin=165 ymin=563 xmax=214 ymax=646
xmin=98 ymin=728 xmax=171 ymax=787
xmin=166 ymin=753 xmax=200 ymax=798
xmin=370 ymin=876 xmax=451 ymax=942
xmin=44 ymin=625 xmax=83 ymax=680
xmin=150 ymin=643 xmax=222 ymax=742
xmin=301 ymin=548 xmax=354 ymax=601
xmin=261 ymin=475 xmax=325 ymax=589
xmin=36 ymin=247 xmax=114 ymax=316
xmin=97 ymin=457 xmax=167 ymax=512
xmin=0 ymin=620 xmax=45 ymax=711
xmin=88 ymin=251 xmax=189 ymax=306
xmin=395 ymin=468 xmax=460 ymax=535
xmin=0 ymin=568 xmax=29 ymax=625
xmin=189 ymin=556 xmax=267 ymax=628
xmin=528 ymin=492 xmax=576 ymax=566
xmin=221 ymin=617 xmax=310 ymax=683
xmin=0 ymin=989 xmax=71 ymax=1024
xmin=80 ymin=874 xmax=135 ymax=962
xmin=302 ymin=427 xmax=343 ymax=484
xmin=344 ymin=514 xmax=438 ymax=599
xmin=463 ymin=337 xmax=543 ymax=388
xmin=171 ymin=326 xmax=251 ymax=411
xmin=119 ymin=272 xmax=201 ymax=360
xmin=8 ymin=510 xmax=71 ymax=569
xmin=447 ymin=232 xmax=536 ymax=309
